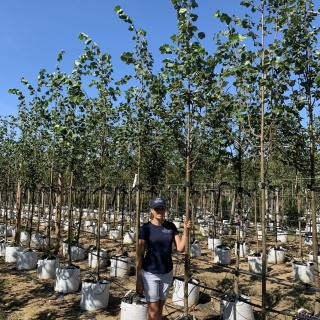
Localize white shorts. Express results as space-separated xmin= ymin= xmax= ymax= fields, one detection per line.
xmin=142 ymin=269 xmax=173 ymax=302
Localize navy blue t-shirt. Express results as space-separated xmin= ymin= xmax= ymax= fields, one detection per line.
xmin=139 ymin=220 xmax=179 ymax=274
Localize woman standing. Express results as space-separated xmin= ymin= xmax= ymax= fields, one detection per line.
xmin=136 ymin=197 xmax=192 ymax=320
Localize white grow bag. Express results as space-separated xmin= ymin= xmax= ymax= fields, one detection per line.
xmin=54 ymin=265 xmax=81 ymax=293
xmin=16 ymin=249 xmax=38 ymax=270
xmin=214 ymin=245 xmax=231 ymax=265
xmin=220 ymin=293 xmax=254 ymax=320
xmin=110 ymin=254 xmax=131 ymax=277
xmin=120 ymin=290 xmax=147 ymax=320
xmin=37 ymin=255 xmax=60 ymax=279
xmin=172 ymin=276 xmax=200 ymax=307
xmin=80 ymin=279 xmax=110 ymax=310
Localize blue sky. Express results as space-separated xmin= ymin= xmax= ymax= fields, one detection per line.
xmin=0 ymin=1 xmax=250 ymax=118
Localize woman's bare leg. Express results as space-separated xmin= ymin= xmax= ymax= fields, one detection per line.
xmin=147 ymin=300 xmax=166 ymax=320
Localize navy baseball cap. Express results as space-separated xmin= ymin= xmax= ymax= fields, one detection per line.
xmin=150 ymin=197 xmax=167 ymax=208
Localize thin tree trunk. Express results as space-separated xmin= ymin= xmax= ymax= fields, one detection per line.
xmin=297 ymin=189 xmax=302 ymax=259
xmin=234 ymin=190 xmax=241 ymax=296
xmin=184 ymin=111 xmax=191 ymax=317
xmin=14 ymin=164 xmax=23 ymax=245
xmin=27 ymin=188 xmax=35 ymax=249
xmin=135 ymin=143 xmax=142 ymax=278
xmin=254 ymin=190 xmax=259 ymax=252
xmin=67 ymin=172 xmax=73 ymax=266
xmin=260 ymin=2 xmax=267 ymax=318
xmin=96 ymin=169 xmax=103 ymax=280
xmin=47 ymin=164 xmax=54 ymax=248
xmin=309 ymin=101 xmax=320 ymax=312
xmin=54 ymin=173 xmax=62 ymax=255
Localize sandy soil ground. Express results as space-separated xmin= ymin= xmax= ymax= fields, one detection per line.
xmin=0 ymin=219 xmax=317 ymax=320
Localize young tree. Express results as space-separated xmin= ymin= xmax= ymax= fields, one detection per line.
xmin=154 ymin=0 xmax=219 ymax=314
xmin=279 ymin=0 xmax=320 ymax=312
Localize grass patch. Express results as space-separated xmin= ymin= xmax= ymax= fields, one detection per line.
xmin=3 ymin=299 xmax=24 ymax=309
xmin=196 ymin=235 xmax=208 ymax=242
xmin=248 ymin=288 xmax=258 ymax=296
xmin=288 ymin=291 xmax=313 ymax=311
xmin=0 ymin=279 xmax=18 ymax=288
xmin=216 ymin=274 xmax=234 ymax=291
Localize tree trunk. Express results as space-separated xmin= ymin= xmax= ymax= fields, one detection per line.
xmin=54 ymin=173 xmax=62 ymax=255
xmin=96 ymin=169 xmax=103 ymax=280
xmin=184 ymin=111 xmax=191 ymax=317
xmin=14 ymin=165 xmax=22 ymax=245
xmin=135 ymin=143 xmax=142 ymax=278
xmin=260 ymin=2 xmax=267 ymax=318
xmin=67 ymin=172 xmax=73 ymax=266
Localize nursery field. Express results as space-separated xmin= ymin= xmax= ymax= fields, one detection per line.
xmin=2 ymin=0 xmax=320 ymax=318
xmin=0 ymin=219 xmax=317 ymax=320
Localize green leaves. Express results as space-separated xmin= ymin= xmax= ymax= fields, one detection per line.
xmin=314 ymin=74 xmax=320 ymax=86
xmin=57 ymin=50 xmax=65 ymax=62
xmin=3 ymin=0 xmax=320 ymax=194
xmin=114 ymin=6 xmax=132 ymax=24
xmin=213 ymin=11 xmax=232 ymax=25
xmin=159 ymin=44 xmax=173 ymax=54
xmin=78 ymin=32 xmax=89 ymax=40
xmin=120 ymin=52 xmax=134 ymax=64
xmin=8 ymin=88 xmax=25 ymax=101
xmin=198 ymin=32 xmax=205 ymax=39
xmin=190 ymin=0 xmax=198 ymax=8
xmin=190 ymin=14 xmax=198 ymax=22
xmin=165 ymin=62 xmax=175 ymax=68
xmin=238 ymin=34 xmax=246 ymax=42
xmin=240 ymin=0 xmax=252 ymax=8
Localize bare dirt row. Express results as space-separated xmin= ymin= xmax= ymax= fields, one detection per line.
xmin=0 ymin=219 xmax=317 ymax=320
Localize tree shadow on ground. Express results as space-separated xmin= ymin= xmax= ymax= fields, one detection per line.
xmin=266 ymin=287 xmax=282 ymax=308
xmin=198 ymin=291 xmax=212 ymax=304
xmin=286 ymin=287 xmax=315 ymax=311
xmin=192 ymin=264 xmax=230 ymax=275
xmin=193 ymin=316 xmax=220 ymax=320
xmin=26 ymin=309 xmax=80 ymax=320
xmin=215 ymin=277 xmax=234 ymax=292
